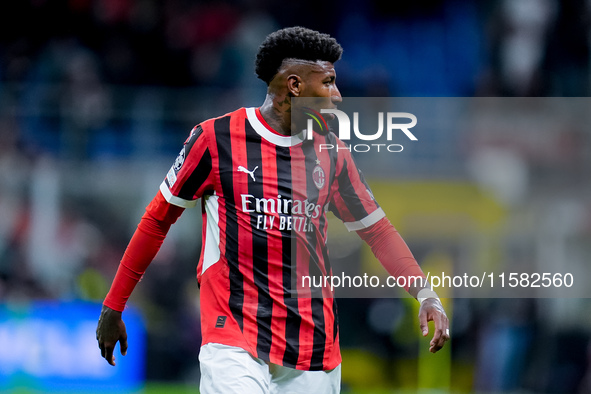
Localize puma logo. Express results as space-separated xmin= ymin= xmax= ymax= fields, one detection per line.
xmin=237 ymin=165 xmax=258 ymax=181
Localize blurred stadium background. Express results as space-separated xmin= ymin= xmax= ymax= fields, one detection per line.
xmin=1 ymin=0 xmax=591 ymax=393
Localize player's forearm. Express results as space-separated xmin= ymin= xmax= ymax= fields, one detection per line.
xmin=104 ymin=191 xmax=184 ymax=311
xmin=103 ymin=220 xmax=167 ymax=311
xmin=356 ymin=217 xmax=426 ymax=291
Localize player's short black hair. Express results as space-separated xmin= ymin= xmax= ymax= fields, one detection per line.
xmin=255 ymin=26 xmax=343 ymax=85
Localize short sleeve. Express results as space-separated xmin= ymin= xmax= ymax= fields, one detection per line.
xmin=329 ymin=143 xmax=385 ymax=231
xmin=159 ymin=125 xmax=215 ymax=208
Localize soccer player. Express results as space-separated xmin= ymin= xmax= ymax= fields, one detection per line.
xmin=96 ymin=26 xmax=450 ymax=393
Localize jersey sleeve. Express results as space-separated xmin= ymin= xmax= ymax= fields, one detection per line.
xmin=159 ymin=125 xmax=215 ymax=208
xmin=329 ymin=140 xmax=385 ymax=231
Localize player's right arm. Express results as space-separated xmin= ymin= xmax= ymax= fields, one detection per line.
xmin=96 ymin=191 xmax=184 ymax=365
xmin=97 ymin=124 xmax=215 ymax=366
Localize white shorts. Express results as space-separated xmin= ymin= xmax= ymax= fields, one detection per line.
xmin=198 ymin=343 xmax=341 ymax=394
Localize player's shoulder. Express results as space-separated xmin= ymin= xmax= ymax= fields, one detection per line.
xmin=196 ymin=107 xmax=247 ymax=133
xmin=211 ymin=107 xmax=247 ymax=122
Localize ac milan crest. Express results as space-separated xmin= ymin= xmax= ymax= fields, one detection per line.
xmin=312 ymin=165 xmax=326 ymax=189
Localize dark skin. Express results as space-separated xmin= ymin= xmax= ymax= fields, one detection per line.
xmin=96 ymin=305 xmax=127 ymax=366
xmin=96 ymin=59 xmax=450 ymax=366
xmin=409 ymin=285 xmax=450 ymax=353
xmin=259 ymin=59 xmax=341 ymax=136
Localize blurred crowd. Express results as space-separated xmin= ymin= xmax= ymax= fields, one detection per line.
xmin=1 ymin=0 xmax=591 ymax=392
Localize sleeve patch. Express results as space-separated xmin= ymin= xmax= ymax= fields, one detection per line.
xmin=166 ymin=167 xmax=177 ymax=187
xmin=173 ymin=146 xmax=186 ymax=172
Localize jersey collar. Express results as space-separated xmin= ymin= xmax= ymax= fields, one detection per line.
xmin=246 ymin=107 xmax=305 ymax=147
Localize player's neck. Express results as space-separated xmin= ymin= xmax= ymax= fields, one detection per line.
xmin=259 ymin=94 xmax=293 ymax=136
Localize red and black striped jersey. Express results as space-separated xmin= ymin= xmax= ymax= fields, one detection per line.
xmin=159 ymin=107 xmax=384 ymax=371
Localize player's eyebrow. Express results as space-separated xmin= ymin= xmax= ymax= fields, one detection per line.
xmin=310 ymin=65 xmax=335 ymax=78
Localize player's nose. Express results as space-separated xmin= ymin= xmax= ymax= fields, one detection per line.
xmin=332 ymin=85 xmax=342 ymax=104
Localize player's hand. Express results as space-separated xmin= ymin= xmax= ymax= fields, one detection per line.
xmin=96 ymin=305 xmax=128 ymax=366
xmin=418 ymin=298 xmax=450 ymax=353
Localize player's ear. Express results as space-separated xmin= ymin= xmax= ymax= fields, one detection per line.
xmin=287 ymin=74 xmax=303 ymax=97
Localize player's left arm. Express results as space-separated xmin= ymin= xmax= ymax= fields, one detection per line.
xmin=356 ymin=217 xmax=450 ymax=353
xmin=410 ymin=283 xmax=450 ymax=353
xmin=330 ymin=142 xmax=450 ymax=351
